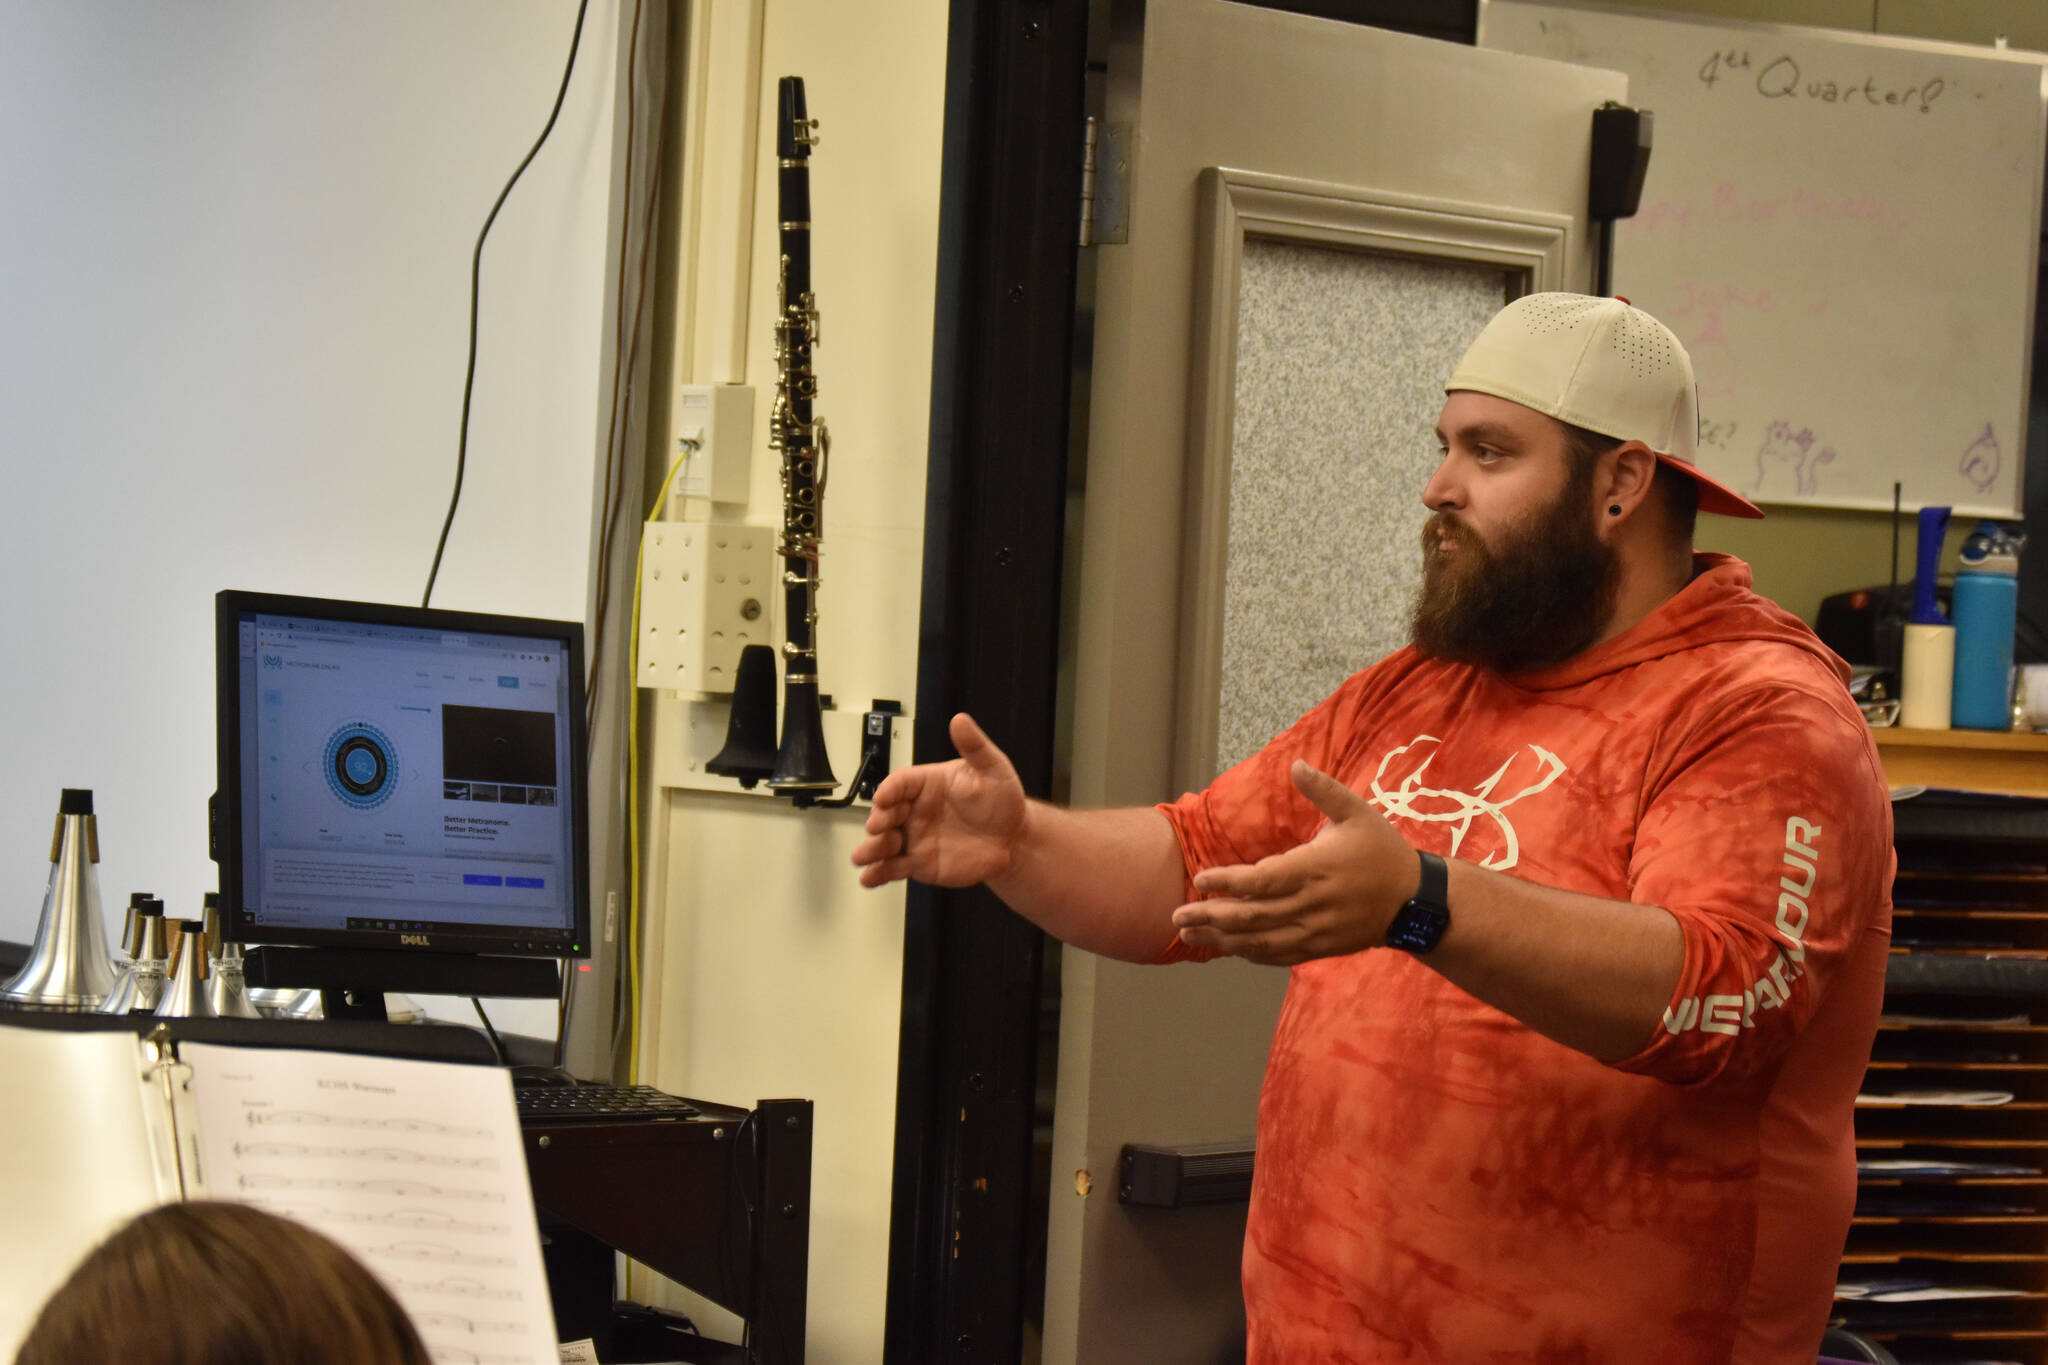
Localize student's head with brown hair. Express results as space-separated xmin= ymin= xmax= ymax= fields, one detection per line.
xmin=14 ymin=1201 xmax=431 ymax=1365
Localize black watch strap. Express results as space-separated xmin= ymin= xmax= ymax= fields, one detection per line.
xmin=1384 ymin=849 xmax=1450 ymax=955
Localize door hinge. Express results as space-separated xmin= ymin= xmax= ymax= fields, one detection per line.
xmin=1079 ymin=117 xmax=1129 ymax=247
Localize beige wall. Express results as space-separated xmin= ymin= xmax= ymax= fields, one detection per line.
xmin=1700 ymin=506 xmax=1975 ymax=626
xmin=1638 ymin=0 xmax=2037 ymax=623
xmin=0 ymin=1 xmax=626 ymax=954
xmin=633 ymin=3 xmax=948 ymax=1360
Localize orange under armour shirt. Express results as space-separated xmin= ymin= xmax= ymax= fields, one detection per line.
xmin=1158 ymin=554 xmax=1893 ymax=1364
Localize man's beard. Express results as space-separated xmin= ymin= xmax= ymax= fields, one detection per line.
xmin=1410 ymin=467 xmax=1619 ymax=673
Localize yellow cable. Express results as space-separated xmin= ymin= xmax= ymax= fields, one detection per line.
xmin=626 ymin=452 xmax=693 ymax=1089
xmin=621 ymin=453 xmax=693 ymax=1309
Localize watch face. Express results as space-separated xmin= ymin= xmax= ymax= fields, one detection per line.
xmin=1386 ymin=899 xmax=1450 ymax=954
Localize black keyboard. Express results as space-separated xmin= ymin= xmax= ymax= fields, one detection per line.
xmin=515 ymin=1083 xmax=700 ymax=1123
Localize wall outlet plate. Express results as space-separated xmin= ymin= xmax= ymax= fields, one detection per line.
xmin=672 ymin=383 xmax=755 ymax=506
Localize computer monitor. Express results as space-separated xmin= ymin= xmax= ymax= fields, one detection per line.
xmin=214 ymin=590 xmax=591 ymax=1018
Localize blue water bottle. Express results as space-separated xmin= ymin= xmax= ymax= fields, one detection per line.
xmin=1951 ymin=520 xmax=2024 ymax=730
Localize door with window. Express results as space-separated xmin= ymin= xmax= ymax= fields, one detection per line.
xmin=1046 ymin=3 xmax=1624 ymax=1358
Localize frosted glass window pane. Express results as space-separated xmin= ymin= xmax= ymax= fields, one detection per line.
xmin=1217 ymin=242 xmax=1507 ymax=774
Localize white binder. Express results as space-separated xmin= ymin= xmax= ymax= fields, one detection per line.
xmin=0 ymin=1024 xmax=559 ymax=1365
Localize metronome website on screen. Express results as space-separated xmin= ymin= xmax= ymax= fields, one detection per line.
xmin=237 ymin=615 xmax=575 ymax=933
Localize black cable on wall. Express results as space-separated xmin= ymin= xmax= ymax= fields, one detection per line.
xmin=422 ymin=0 xmax=594 ymax=610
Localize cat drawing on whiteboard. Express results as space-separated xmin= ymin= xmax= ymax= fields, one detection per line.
xmin=1751 ymin=420 xmax=1835 ymax=496
xmin=1958 ymin=423 xmax=2000 ymax=494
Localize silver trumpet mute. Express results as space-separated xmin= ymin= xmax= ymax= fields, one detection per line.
xmin=119 ymin=890 xmax=154 ymax=961
xmin=100 ymin=899 xmax=171 ymax=1015
xmin=3 ymin=789 xmax=121 ymax=1010
xmin=207 ymin=942 xmax=261 ymax=1019
xmin=199 ymin=890 xmax=260 ymax=1019
xmin=155 ymin=919 xmax=215 ymax=1019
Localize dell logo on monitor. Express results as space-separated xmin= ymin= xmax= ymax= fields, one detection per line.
xmin=400 ymin=934 xmax=431 ymax=947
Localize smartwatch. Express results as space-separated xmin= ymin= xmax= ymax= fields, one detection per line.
xmin=1384 ymin=850 xmax=1450 ymax=955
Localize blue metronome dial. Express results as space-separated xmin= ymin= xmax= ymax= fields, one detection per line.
xmin=323 ymin=722 xmax=399 ymax=810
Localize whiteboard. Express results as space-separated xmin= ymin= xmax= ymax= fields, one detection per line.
xmin=1480 ymin=0 xmax=2047 ymax=516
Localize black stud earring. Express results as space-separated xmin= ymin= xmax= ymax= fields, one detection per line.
xmin=1607 ymin=504 xmax=1622 ymax=516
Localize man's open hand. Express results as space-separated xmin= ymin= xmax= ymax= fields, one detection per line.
xmin=1170 ymin=761 xmax=1423 ymax=966
xmin=850 ymin=713 xmax=1026 ymax=890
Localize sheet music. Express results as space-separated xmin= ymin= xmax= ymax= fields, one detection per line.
xmin=179 ymin=1043 xmax=558 ymax=1365
xmin=0 ymin=1028 xmax=177 ymax=1361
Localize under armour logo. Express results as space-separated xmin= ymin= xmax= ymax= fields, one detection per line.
xmin=1368 ymin=735 xmax=1567 ymax=872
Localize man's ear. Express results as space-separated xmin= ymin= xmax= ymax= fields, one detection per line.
xmin=1599 ymin=442 xmax=1660 ymax=523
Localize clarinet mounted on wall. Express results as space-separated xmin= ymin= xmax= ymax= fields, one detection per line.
xmin=705 ymin=77 xmax=896 ymax=808
xmin=765 ymin=75 xmax=835 ymax=804
xmin=707 ymin=78 xmax=838 ymax=803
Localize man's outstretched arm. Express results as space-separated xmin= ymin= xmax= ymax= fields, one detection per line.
xmin=1172 ymin=761 xmax=1683 ymax=1063
xmin=850 ymin=713 xmax=1188 ymax=962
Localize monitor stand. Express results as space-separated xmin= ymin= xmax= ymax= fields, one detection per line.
xmin=243 ymin=946 xmax=559 ymax=1023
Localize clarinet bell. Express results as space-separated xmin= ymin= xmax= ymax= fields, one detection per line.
xmin=706 ymin=645 xmax=779 ymax=788
xmin=769 ymin=696 xmax=836 ymax=801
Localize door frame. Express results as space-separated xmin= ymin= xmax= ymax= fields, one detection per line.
xmin=1175 ymin=167 xmax=1571 ymax=791
xmin=884 ymin=1 xmax=1091 ymax=1360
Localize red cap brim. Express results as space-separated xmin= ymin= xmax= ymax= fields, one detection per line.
xmin=1659 ymin=453 xmax=1765 ymax=519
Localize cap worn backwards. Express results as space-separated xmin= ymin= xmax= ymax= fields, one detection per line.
xmin=1445 ymin=292 xmax=1764 ymax=520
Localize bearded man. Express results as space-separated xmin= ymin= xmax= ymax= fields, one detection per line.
xmin=852 ymin=294 xmax=1894 ymax=1364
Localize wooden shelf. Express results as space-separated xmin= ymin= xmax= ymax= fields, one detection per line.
xmin=1859 ymin=1138 xmax=2048 ymax=1148
xmin=1878 ymin=1024 xmax=2048 ymax=1034
xmin=1842 ymin=1251 xmax=2048 ymax=1263
xmin=1867 ymin=1062 xmax=2048 ymax=1073
xmin=1854 ymin=1216 xmax=2048 ymax=1226
xmin=1897 ymin=872 xmax=2048 ymax=886
xmin=1950 ymin=1329 xmax=2048 ymax=1339
xmin=1876 ymin=727 xmax=2048 ymax=798
xmin=1839 ymin=1292 xmax=2048 ymax=1302
xmin=1877 ymin=728 xmax=2048 ymax=754
xmin=1884 ymin=949 xmax=2048 ymax=961
xmin=1869 ymin=1337 xmax=2048 ymax=1351
xmin=1859 ymin=1178 xmax=2048 ymax=1186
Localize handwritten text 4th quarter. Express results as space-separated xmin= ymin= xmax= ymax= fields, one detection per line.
xmin=1699 ymin=49 xmax=1946 ymax=114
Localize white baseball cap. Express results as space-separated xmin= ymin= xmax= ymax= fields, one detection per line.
xmin=1445 ymin=292 xmax=1764 ymax=519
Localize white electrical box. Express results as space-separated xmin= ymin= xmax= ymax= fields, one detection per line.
xmin=672 ymin=383 xmax=754 ymax=506
xmin=636 ymin=522 xmax=776 ymax=695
